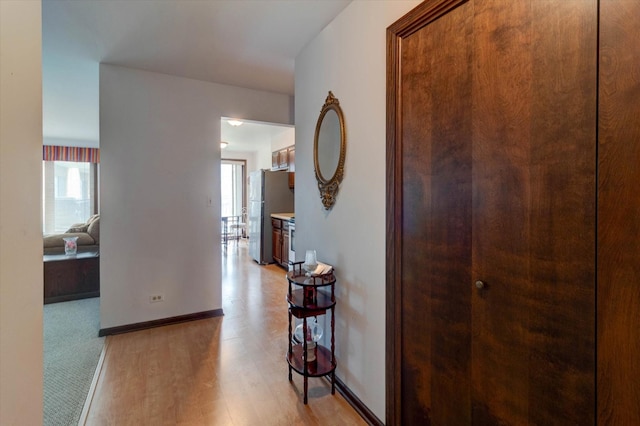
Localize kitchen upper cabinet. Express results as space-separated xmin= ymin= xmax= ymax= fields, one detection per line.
xmin=278 ymin=149 xmax=288 ymax=169
xmin=272 ymin=145 xmax=295 ymax=171
xmin=387 ymin=0 xmax=639 ymax=425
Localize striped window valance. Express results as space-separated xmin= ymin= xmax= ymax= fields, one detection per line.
xmin=43 ymin=146 xmax=100 ymax=163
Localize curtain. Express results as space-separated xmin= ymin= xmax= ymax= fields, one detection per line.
xmin=43 ymin=146 xmax=100 ymax=163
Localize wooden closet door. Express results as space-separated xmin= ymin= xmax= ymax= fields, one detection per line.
xmin=391 ymin=1 xmax=474 ymax=424
xmin=598 ymin=0 xmax=640 ymax=423
xmin=471 ymin=0 xmax=597 ymax=424
xmin=387 ymin=1 xmax=596 ymax=424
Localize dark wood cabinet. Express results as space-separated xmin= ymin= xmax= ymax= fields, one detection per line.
xmin=272 ymin=218 xmax=282 ymax=265
xmin=288 ymin=172 xmax=295 ymax=190
xmin=278 ymin=150 xmax=288 ymax=169
xmin=271 ymin=217 xmax=290 ymax=268
xmin=271 ymin=145 xmax=295 ymax=172
xmin=387 ymin=1 xmax=639 ymax=425
xmin=43 ymin=252 xmax=100 ymax=303
xmin=282 ymin=220 xmax=290 ymax=266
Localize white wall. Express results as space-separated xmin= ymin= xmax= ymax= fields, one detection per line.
xmin=43 ymin=136 xmax=98 ymax=148
xmin=100 ymin=65 xmax=292 ymax=329
xmin=222 ymin=150 xmax=257 ymax=176
xmin=271 ymin=127 xmax=295 ymax=152
xmin=0 ymin=1 xmax=43 ymax=424
xmin=294 ymin=0 xmax=420 ymax=420
xmin=255 ymin=143 xmax=273 ymax=171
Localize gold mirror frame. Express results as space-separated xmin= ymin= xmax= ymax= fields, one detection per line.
xmin=313 ymin=91 xmax=346 ymax=210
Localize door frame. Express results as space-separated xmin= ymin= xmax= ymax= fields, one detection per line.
xmin=385 ymin=1 xmax=469 ymax=424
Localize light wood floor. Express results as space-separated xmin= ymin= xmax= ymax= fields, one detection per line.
xmin=84 ymin=243 xmax=366 ymax=425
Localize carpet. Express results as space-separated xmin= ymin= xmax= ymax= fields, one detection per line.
xmin=44 ymin=297 xmax=104 ymax=426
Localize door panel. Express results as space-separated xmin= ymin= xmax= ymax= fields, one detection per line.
xmin=598 ymin=0 xmax=640 ymax=424
xmin=471 ymin=1 xmax=597 ymax=424
xmin=400 ymin=2 xmax=474 ymax=424
xmin=389 ymin=0 xmax=596 ymax=424
xmin=471 ymin=1 xmax=534 ymax=423
xmin=526 ymin=1 xmax=597 ymax=423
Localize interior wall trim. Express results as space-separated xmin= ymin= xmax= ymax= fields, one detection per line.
xmin=98 ymin=309 xmax=223 ymax=336
xmin=327 ymin=375 xmax=383 ymax=426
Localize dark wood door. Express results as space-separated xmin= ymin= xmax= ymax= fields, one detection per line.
xmin=598 ymin=0 xmax=640 ymax=424
xmin=387 ymin=1 xmax=597 ymax=424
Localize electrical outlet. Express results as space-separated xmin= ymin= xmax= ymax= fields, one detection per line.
xmin=150 ymin=294 xmax=164 ymax=303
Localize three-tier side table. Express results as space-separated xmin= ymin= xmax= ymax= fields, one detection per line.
xmin=286 ymin=262 xmax=336 ymax=404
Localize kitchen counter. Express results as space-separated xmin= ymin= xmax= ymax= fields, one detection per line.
xmin=271 ymin=212 xmax=294 ymax=221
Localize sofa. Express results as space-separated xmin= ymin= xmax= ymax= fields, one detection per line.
xmin=43 ymin=214 xmax=100 ymax=255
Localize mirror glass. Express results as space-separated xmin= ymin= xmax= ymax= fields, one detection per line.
xmin=317 ymin=109 xmax=341 ymax=182
xmin=313 ymin=91 xmax=346 ymax=210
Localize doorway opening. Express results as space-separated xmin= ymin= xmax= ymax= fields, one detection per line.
xmin=219 ymin=117 xmax=295 ymax=252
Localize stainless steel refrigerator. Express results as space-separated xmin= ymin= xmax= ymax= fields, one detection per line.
xmin=248 ymin=170 xmax=294 ymax=264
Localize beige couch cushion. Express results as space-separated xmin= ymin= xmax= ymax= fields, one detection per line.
xmin=87 ymin=216 xmax=100 ymax=244
xmin=43 ymin=233 xmax=95 ymax=248
xmin=66 ymin=222 xmax=89 ymax=233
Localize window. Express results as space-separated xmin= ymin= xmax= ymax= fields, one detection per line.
xmin=42 ymin=161 xmax=98 ymax=234
xmin=220 ymin=160 xmax=245 ymax=217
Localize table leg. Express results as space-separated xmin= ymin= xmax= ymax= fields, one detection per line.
xmin=304 ymin=375 xmax=308 ymax=404
xmin=331 ymin=371 xmax=335 ymax=395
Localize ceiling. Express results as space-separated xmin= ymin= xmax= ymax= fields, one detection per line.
xmin=42 ymin=0 xmax=351 ymax=148
xmin=220 ymin=118 xmax=292 ymax=153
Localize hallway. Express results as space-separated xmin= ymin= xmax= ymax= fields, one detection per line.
xmin=84 ymin=245 xmax=365 ymax=425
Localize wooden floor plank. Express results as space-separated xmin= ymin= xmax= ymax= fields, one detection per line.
xmin=85 ymin=245 xmax=365 ymax=425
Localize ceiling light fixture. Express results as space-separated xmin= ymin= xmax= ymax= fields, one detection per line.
xmin=220 ymin=141 xmax=228 ymax=149
xmin=227 ymin=119 xmax=243 ymax=127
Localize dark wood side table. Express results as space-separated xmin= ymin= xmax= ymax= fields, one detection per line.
xmin=286 ymin=262 xmax=336 ymax=404
xmin=43 ymin=251 xmax=100 ymax=304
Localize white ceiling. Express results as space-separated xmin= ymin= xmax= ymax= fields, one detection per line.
xmin=221 ymin=118 xmax=292 ymax=153
xmin=42 ymin=0 xmax=351 ymax=148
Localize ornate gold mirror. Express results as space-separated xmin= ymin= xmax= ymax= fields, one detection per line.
xmin=314 ymin=91 xmax=346 ymax=210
